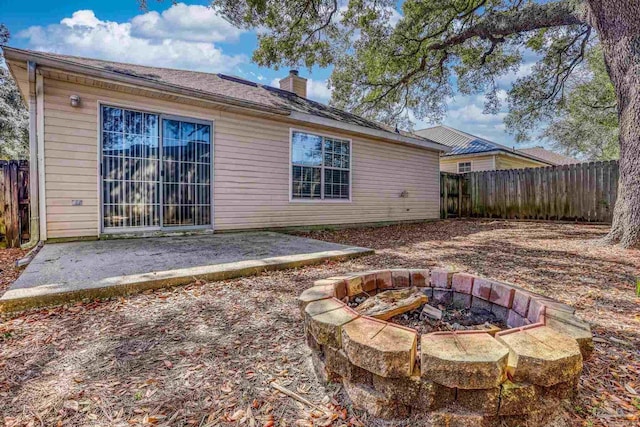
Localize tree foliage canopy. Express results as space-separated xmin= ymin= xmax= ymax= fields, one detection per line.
xmin=0 ymin=24 xmax=29 ymax=160
xmin=214 ymin=0 xmax=592 ymax=132
xmin=537 ymin=46 xmax=618 ymax=161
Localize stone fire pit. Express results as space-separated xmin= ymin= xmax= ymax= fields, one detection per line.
xmin=298 ymin=269 xmax=593 ymax=426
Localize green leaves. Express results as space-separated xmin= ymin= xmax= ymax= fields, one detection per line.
xmin=0 ymin=24 xmax=29 ymax=160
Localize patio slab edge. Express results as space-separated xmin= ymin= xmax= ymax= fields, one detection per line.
xmin=0 ymin=246 xmax=373 ymax=313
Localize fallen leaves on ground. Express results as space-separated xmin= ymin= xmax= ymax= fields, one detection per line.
xmin=0 ymin=246 xmax=27 ymax=295
xmin=1 ymin=220 xmax=638 ymax=427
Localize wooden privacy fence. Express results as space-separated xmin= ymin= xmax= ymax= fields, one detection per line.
xmin=0 ymin=160 xmax=30 ymax=247
xmin=441 ymin=160 xmax=619 ymax=223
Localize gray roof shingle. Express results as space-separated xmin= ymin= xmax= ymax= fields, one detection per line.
xmin=4 ymin=47 xmax=437 ymax=146
xmin=517 ymin=147 xmax=579 ymax=165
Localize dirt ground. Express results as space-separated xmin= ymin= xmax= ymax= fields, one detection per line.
xmin=1 ymin=220 xmax=638 ymax=427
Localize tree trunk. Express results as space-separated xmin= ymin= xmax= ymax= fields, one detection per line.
xmin=588 ymin=0 xmax=640 ymax=247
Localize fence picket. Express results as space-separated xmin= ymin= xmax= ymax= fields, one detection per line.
xmin=440 ymin=160 xmax=618 ymax=223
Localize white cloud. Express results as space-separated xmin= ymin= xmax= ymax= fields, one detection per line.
xmin=61 ymin=10 xmax=100 ymax=28
xmin=17 ymin=6 xmax=247 ymax=73
xmin=130 ymin=3 xmax=244 ymax=43
xmin=269 ymin=77 xmax=332 ymax=103
xmin=410 ymin=92 xmax=516 ymax=145
xmin=307 ymin=79 xmax=332 ymax=102
xmin=495 ymin=61 xmax=536 ymax=87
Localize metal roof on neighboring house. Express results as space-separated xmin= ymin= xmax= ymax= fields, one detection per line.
xmin=517 ymin=147 xmax=579 ymax=165
xmin=2 ymin=46 xmax=449 ymax=152
xmin=413 ymin=125 xmax=555 ymax=165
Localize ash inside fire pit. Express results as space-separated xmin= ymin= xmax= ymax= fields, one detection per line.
xmin=391 ymin=305 xmax=507 ymax=335
xmin=349 ymin=288 xmax=507 ymax=335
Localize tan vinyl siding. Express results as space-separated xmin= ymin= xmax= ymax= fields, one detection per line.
xmin=495 ymin=154 xmax=547 ymax=170
xmin=26 ymin=69 xmax=440 ymax=239
xmin=440 ymin=155 xmax=495 ymax=173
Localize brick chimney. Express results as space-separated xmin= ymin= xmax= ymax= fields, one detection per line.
xmin=279 ymin=70 xmax=307 ymax=98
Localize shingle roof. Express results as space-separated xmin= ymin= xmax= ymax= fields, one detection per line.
xmin=3 ymin=47 xmax=441 ymax=149
xmin=517 ymin=147 xmax=579 ymax=165
xmin=413 ymin=125 xmax=554 ymax=165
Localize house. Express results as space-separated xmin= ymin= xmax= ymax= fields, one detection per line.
xmin=2 ymin=47 xmax=449 ymax=241
xmin=517 ymin=146 xmax=579 ymax=166
xmin=414 ymin=125 xmax=567 ymax=173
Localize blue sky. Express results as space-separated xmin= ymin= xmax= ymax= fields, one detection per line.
xmin=1 ymin=0 xmax=538 ymax=146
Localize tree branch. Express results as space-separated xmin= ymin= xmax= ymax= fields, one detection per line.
xmin=428 ymin=1 xmax=587 ymax=51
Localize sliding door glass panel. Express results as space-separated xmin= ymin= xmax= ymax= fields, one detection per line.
xmin=102 ymin=106 xmax=160 ymax=229
xmin=162 ymin=118 xmax=211 ymax=227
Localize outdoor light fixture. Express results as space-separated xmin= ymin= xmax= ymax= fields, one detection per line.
xmin=69 ymin=94 xmax=81 ymax=107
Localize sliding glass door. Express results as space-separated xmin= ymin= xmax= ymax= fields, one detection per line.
xmin=161 ymin=117 xmax=212 ymax=227
xmin=101 ymin=106 xmax=212 ymax=232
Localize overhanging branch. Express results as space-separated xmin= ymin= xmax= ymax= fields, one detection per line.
xmin=429 ymin=1 xmax=587 ymax=51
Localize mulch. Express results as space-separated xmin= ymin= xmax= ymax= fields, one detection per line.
xmin=1 ymin=220 xmax=638 ymax=427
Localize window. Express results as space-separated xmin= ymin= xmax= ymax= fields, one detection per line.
xmin=291 ymin=130 xmax=351 ymax=200
xmin=458 ymin=162 xmax=472 ymax=173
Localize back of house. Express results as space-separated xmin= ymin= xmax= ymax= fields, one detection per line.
xmin=3 ymin=47 xmax=449 ymax=241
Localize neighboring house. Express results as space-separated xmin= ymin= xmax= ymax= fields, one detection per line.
xmin=3 ymin=47 xmax=448 ymax=241
xmin=517 ymin=146 xmax=579 ymax=166
xmin=414 ymin=125 xmax=561 ymax=173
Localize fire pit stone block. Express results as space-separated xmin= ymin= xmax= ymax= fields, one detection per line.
xmin=342 ymin=317 xmax=417 ymax=378
xmin=496 ymin=325 xmax=583 ymax=387
xmin=391 ymin=269 xmax=411 ymax=288
xmin=324 ymin=345 xmax=373 ymax=385
xmin=456 ymin=387 xmax=501 ymax=414
xmin=298 ymin=284 xmax=335 ymax=312
xmin=432 ymin=289 xmax=453 ymax=305
xmin=307 ymin=305 xmax=360 ymax=348
xmin=304 ymin=297 xmax=345 ymax=317
xmin=490 ymin=303 xmax=509 ymax=322
xmin=544 ymin=310 xmax=594 ymax=358
xmin=452 ymin=273 xmax=475 ymax=294
xmin=498 ymin=380 xmax=539 ymax=416
xmin=472 ymin=277 xmax=493 ymax=300
xmin=313 ymin=278 xmax=348 ymax=299
xmin=452 ymin=292 xmax=472 ymax=309
xmin=430 ymin=268 xmax=456 ymax=288
xmin=507 ymin=309 xmax=528 ymax=328
xmin=512 ymin=290 xmax=531 ymax=317
xmin=372 ymin=370 xmax=455 ymax=410
xmin=375 ymin=270 xmax=394 ymax=290
xmin=361 ymin=272 xmax=378 ymax=292
xmin=421 ymin=332 xmax=509 ymax=389
xmin=342 ymin=379 xmax=410 ymax=419
xmin=489 ymin=282 xmax=515 ymax=308
xmin=409 ymin=269 xmax=430 ymax=287
xmin=471 ymin=296 xmax=493 ymax=312
xmin=527 ymin=299 xmax=546 ymax=323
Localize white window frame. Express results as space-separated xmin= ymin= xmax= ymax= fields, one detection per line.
xmin=458 ymin=161 xmax=472 ymax=173
xmin=289 ymin=128 xmax=352 ymax=203
xmin=97 ymin=100 xmax=215 ymax=233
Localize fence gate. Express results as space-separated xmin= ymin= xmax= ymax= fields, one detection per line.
xmin=440 ymin=172 xmax=463 ymax=219
xmin=0 ymin=160 xmax=30 ymax=247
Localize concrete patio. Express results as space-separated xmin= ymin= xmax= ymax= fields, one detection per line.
xmin=0 ymin=231 xmax=373 ymax=312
